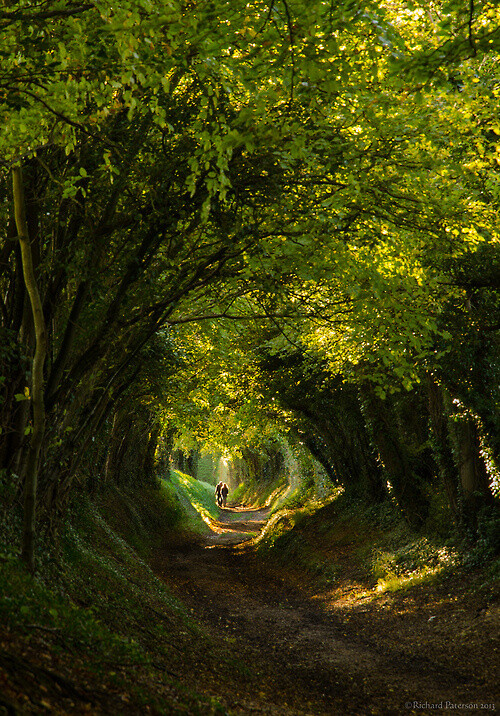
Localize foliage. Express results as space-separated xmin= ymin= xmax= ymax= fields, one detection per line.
xmin=1 ymin=0 xmax=500 ymax=562
xmin=371 ymin=538 xmax=460 ymax=593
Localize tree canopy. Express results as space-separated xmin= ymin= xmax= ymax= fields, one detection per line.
xmin=1 ymin=0 xmax=499 ymax=568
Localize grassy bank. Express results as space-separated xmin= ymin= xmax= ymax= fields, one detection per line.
xmin=0 ymin=481 xmax=236 ymax=715
xmin=254 ymin=492 xmax=500 ymax=601
xmin=163 ymin=469 xmax=220 ymax=531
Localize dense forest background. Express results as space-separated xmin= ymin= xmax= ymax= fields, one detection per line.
xmin=1 ymin=0 xmax=499 ymax=570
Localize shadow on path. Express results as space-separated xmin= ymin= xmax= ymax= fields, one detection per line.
xmin=205 ymin=504 xmax=271 ymax=546
xmin=153 ymin=503 xmax=498 ymax=715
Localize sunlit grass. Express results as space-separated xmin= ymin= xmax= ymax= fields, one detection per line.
xmin=376 ymin=565 xmax=443 ymax=593
xmin=165 ymin=469 xmax=219 ymax=532
xmin=371 ymin=541 xmax=460 ymax=593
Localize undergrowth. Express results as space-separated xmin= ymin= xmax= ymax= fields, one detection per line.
xmin=230 ymin=475 xmax=287 ymax=508
xmin=254 ymin=491 xmax=500 ymax=599
xmin=0 ymin=484 xmax=232 ymax=714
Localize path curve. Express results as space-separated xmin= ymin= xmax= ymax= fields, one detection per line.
xmin=205 ymin=504 xmax=271 ymax=546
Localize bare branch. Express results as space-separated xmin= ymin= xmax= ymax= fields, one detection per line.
xmin=0 ymin=4 xmax=94 ymax=23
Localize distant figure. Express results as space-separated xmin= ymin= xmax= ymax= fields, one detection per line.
xmin=215 ymin=481 xmax=223 ymax=507
xmin=221 ymin=482 xmax=229 ymax=508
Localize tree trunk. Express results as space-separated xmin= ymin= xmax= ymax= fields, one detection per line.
xmin=454 ymin=417 xmax=495 ymax=533
xmin=143 ymin=424 xmax=160 ymax=484
xmin=13 ymin=164 xmax=47 ymax=573
xmin=104 ymin=410 xmax=128 ymax=485
xmin=361 ymin=387 xmax=429 ymax=530
xmin=427 ymin=376 xmax=459 ymax=519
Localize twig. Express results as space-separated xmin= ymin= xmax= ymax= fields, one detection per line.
xmin=25 ymin=624 xmax=61 ymax=633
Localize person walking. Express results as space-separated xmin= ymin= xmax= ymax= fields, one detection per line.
xmin=221 ymin=483 xmax=229 ymax=508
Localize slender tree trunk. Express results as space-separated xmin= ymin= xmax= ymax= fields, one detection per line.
xmin=158 ymin=426 xmax=177 ymax=474
xmin=114 ymin=428 xmax=132 ymax=485
xmin=13 ymin=164 xmax=47 ymax=573
xmin=104 ymin=411 xmax=124 ymax=484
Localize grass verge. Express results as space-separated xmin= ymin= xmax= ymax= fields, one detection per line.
xmin=253 ymin=492 xmax=500 ymax=602
xmin=164 ymin=469 xmax=220 ymax=531
xmin=0 ymin=485 xmax=237 ymax=714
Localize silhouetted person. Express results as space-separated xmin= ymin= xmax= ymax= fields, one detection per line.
xmin=221 ymin=483 xmax=229 ymax=507
xmin=215 ymin=481 xmax=223 ymax=507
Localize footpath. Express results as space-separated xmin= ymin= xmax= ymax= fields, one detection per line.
xmin=153 ymin=503 xmax=499 ymax=715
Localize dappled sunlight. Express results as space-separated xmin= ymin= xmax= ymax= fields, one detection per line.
xmin=205 ymin=505 xmax=271 ymax=547
xmin=311 ymin=545 xmax=467 ymax=625
xmin=376 ymin=563 xmax=446 ymax=594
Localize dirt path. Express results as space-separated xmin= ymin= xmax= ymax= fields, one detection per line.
xmin=204 ymin=505 xmax=271 ymax=546
xmin=154 ymin=504 xmax=499 ymax=715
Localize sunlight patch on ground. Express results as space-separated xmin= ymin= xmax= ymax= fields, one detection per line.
xmin=376 ymin=565 xmax=443 ymax=593
xmin=371 ymin=543 xmax=459 ymax=594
